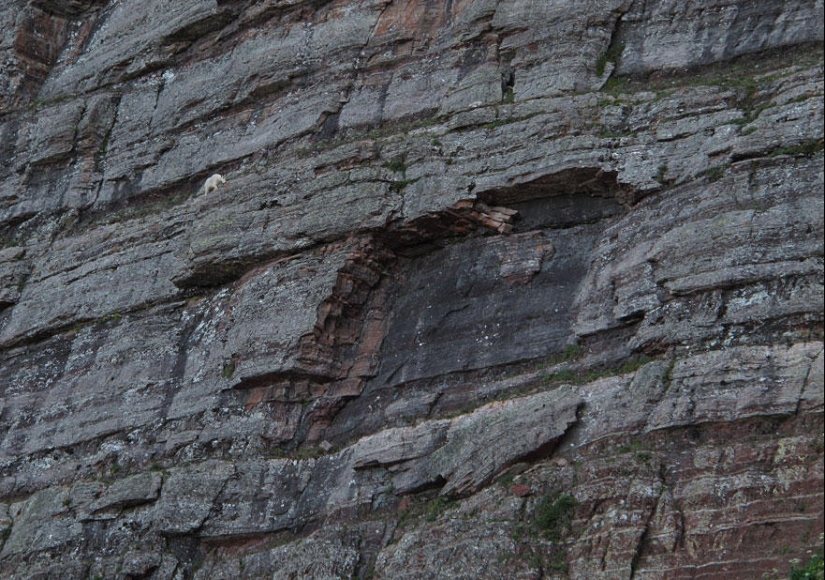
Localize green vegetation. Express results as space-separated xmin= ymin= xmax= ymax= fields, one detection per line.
xmin=28 ymin=93 xmax=74 ymax=110
xmin=533 ymin=492 xmax=577 ymax=541
xmin=547 ymin=550 xmax=569 ymax=572
xmin=16 ymin=271 xmax=30 ymax=293
xmin=102 ymin=188 xmax=191 ymax=226
xmin=545 ymin=354 xmax=655 ymax=386
xmin=1 ymin=235 xmax=21 ymax=249
xmin=382 ymin=157 xmax=420 ymax=192
xmin=513 ymin=492 xmax=578 ymax=573
xmin=791 ymin=552 xmax=824 ymax=580
xmin=599 ymin=45 xmax=822 ymax=110
xmin=502 ymin=86 xmax=515 ymax=104
xmin=614 ymin=355 xmax=655 ymax=375
xmin=97 ymin=124 xmax=113 ymax=156
xmin=618 ymin=439 xmax=644 ymax=455
xmin=768 ymin=139 xmax=824 ymax=158
xmin=394 ymin=492 xmax=457 ymax=529
xmin=266 ymin=443 xmax=337 ymax=462
xmin=560 ymin=344 xmax=582 ymax=361
xmin=100 ymin=312 xmax=122 ymax=324
xmin=597 ymin=128 xmax=630 ymax=139
xmin=509 ymin=491 xmax=579 ymax=574
xmin=383 ymin=158 xmax=407 ymax=175
xmin=733 ymin=78 xmax=760 ymax=119
xmin=388 ymin=177 xmax=419 ymax=193
xmin=596 ymin=40 xmax=623 ymax=77
xmin=601 ymin=74 xmax=630 ymax=95
xmin=496 ymin=471 xmax=517 ymax=489
xmin=545 ymin=369 xmax=577 ymax=384
xmin=368 ymin=114 xmax=442 ymax=140
xmin=221 ymin=361 xmax=235 ymax=378
xmin=479 ymin=111 xmax=543 ymax=131
xmin=540 ymin=344 xmax=583 ymax=370
xmin=483 ymin=117 xmax=509 ymax=130
xmin=424 ymin=496 xmax=453 ymax=522
xmin=655 ymin=162 xmax=669 ymax=185
xmin=703 ymin=165 xmax=727 ymax=182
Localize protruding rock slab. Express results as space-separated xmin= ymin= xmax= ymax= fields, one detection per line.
xmin=353 ymin=386 xmax=582 ymax=497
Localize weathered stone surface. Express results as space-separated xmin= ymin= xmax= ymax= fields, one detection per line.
xmin=259 ymin=535 xmax=360 ymax=580
xmin=0 ymin=215 xmax=186 ymax=346
xmin=0 ymin=305 xmax=183 ymax=462
xmin=348 ymin=386 xmax=581 ymax=497
xmin=199 ymin=458 xmax=314 ymax=537
xmin=802 ymin=349 xmax=825 ymax=412
xmin=0 ymin=486 xmax=80 ymax=557
xmin=573 ymin=154 xmax=824 ymax=351
xmin=88 ymin=471 xmax=162 ymax=515
xmin=567 ymin=360 xmax=669 ymax=447
xmin=193 ymin=527 xmax=365 ymax=580
xmin=0 ymin=246 xmax=28 ymax=308
xmin=0 ymin=0 xmax=822 ymax=578
xmin=428 ymin=387 xmax=581 ymax=496
xmin=154 ymin=460 xmax=234 ymax=534
xmin=0 ymin=343 xmax=821 ymax=577
xmin=371 ymin=221 xmax=605 ymax=388
xmin=615 ymin=0 xmax=824 ymax=77
xmin=192 ymin=246 xmax=353 ymax=385
xmin=39 ymin=0 xmax=223 ymax=97
xmin=645 ymin=343 xmax=821 ymax=431
xmin=352 ymin=420 xmax=451 ymax=473
xmin=375 ymin=516 xmax=535 ymax=580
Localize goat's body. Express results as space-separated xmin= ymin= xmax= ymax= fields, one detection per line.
xmin=202 ymin=174 xmax=226 ymax=194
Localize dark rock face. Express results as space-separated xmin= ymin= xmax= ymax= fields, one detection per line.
xmin=0 ymin=0 xmax=823 ymax=578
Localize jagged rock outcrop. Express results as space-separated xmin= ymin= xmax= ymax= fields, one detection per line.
xmin=0 ymin=0 xmax=823 ymax=578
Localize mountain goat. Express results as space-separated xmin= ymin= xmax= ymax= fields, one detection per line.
xmin=202 ymin=173 xmax=226 ymax=195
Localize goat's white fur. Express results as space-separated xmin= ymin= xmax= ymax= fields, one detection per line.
xmin=202 ymin=173 xmax=226 ymax=194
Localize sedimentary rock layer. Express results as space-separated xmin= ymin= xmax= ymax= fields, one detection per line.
xmin=0 ymin=0 xmax=822 ymax=578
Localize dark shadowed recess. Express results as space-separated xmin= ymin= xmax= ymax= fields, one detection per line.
xmin=324 ymin=167 xmax=630 ymax=445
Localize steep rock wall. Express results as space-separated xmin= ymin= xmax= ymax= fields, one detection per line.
xmin=0 ymin=0 xmax=823 ymax=578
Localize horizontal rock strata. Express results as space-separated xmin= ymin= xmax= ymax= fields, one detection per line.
xmin=0 ymin=0 xmax=822 ymax=578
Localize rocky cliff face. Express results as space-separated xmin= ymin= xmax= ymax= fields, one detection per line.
xmin=1 ymin=0 xmax=823 ymax=578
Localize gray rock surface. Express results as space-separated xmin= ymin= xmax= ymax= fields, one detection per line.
xmin=1 ymin=486 xmax=80 ymax=557
xmin=0 ymin=0 xmax=822 ymax=578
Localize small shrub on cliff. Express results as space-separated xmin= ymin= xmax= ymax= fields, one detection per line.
xmin=655 ymin=163 xmax=669 ymax=184
xmin=383 ymin=158 xmax=407 ymax=175
xmin=424 ymin=496 xmax=452 ymax=522
xmin=791 ymin=552 xmax=824 ymax=580
xmin=769 ymin=139 xmax=824 ymax=159
xmin=596 ymin=40 xmax=623 ymax=77
xmin=544 ymin=369 xmax=577 ymax=384
xmin=533 ymin=492 xmax=577 ymax=541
